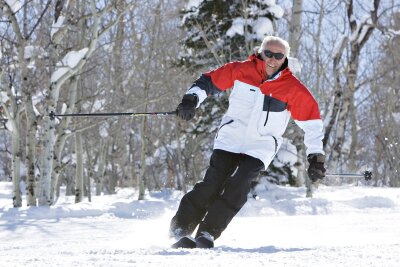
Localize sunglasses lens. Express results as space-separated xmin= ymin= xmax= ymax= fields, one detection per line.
xmin=264 ymin=50 xmax=273 ymax=58
xmin=264 ymin=50 xmax=284 ymax=60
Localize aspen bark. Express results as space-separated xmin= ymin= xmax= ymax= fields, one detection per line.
xmin=329 ymin=0 xmax=380 ymax=171
xmin=74 ymin=130 xmax=84 ymax=203
xmin=288 ymin=0 xmax=306 ymax=188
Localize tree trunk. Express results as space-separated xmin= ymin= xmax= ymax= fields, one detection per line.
xmin=25 ymin=114 xmax=37 ymax=206
xmin=96 ymin=140 xmax=107 ymax=196
xmin=74 ymin=130 xmax=84 ymax=203
xmin=38 ymin=107 xmax=57 ymax=206
xmin=38 ymin=0 xmax=127 ymax=205
xmin=138 ymin=116 xmax=148 ymax=200
xmin=288 ymin=0 xmax=307 ymax=188
xmin=136 ymin=1 xmax=163 ymax=199
xmin=348 ymin=95 xmax=358 ymax=171
xmin=20 ymin=49 xmax=38 ymax=207
xmin=50 ymin=77 xmax=78 ymax=203
xmin=175 ymin=121 xmax=187 ymax=193
xmin=327 ymin=0 xmax=380 ymax=171
xmin=11 ymin=118 xmax=22 ymax=207
xmin=3 ymin=0 xmax=39 ymax=206
xmin=288 ymin=0 xmax=303 ymax=58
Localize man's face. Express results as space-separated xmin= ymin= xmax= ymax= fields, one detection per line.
xmin=261 ymin=41 xmax=286 ymax=76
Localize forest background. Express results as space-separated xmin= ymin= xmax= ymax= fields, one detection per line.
xmin=0 ymin=0 xmax=399 ymax=207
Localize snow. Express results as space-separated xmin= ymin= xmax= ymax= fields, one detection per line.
xmin=288 ymin=56 xmax=302 ymax=74
xmin=61 ymin=103 xmax=68 ymax=115
xmin=24 ymin=46 xmax=47 ymax=60
xmin=357 ymin=23 xmax=372 ymax=44
xmin=226 ymin=17 xmax=274 ymax=40
xmin=99 ymin=122 xmax=109 ymax=138
xmin=275 ymin=139 xmax=297 ymax=168
xmin=51 ymin=16 xmax=65 ymax=39
xmin=393 ymin=112 xmax=400 ymax=123
xmin=1 ymin=181 xmax=400 ymax=266
xmin=5 ymin=120 xmax=13 ymax=132
xmin=388 ymin=29 xmax=400 ymax=37
xmin=5 ymin=0 xmax=22 ymax=13
xmin=51 ymin=48 xmax=88 ymax=83
xmin=0 ymin=91 xmax=9 ymax=103
xmin=226 ymin=18 xmax=245 ymax=37
xmin=259 ymin=0 xmax=276 ymax=6
xmin=252 ymin=17 xmax=274 ymax=39
xmin=185 ymin=0 xmax=202 ymax=10
xmin=267 ymin=4 xmax=284 ymax=19
xmin=83 ymin=98 xmax=106 ymax=112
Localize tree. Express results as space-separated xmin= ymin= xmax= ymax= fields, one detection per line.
xmin=367 ymin=11 xmax=400 ymax=186
xmin=287 ymin=0 xmax=307 ymax=188
xmin=1 ymin=0 xmax=52 ymax=207
xmin=325 ymin=0 xmax=380 ymax=171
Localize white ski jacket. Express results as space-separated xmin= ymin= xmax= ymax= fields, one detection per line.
xmin=187 ymin=54 xmax=324 ymax=169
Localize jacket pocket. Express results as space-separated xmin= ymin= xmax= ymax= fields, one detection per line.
xmin=258 ymin=95 xmax=289 ymax=137
xmin=216 ymin=119 xmax=234 ymax=139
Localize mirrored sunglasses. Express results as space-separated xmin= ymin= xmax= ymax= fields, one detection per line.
xmin=263 ymin=50 xmax=285 ymax=60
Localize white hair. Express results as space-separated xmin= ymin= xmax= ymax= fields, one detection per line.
xmin=258 ymin=36 xmax=290 ymax=57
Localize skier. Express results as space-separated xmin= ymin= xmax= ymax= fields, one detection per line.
xmin=171 ymin=36 xmax=326 ymax=248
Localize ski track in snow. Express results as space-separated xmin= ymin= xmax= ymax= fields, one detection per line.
xmin=1 ymin=183 xmax=400 ymax=266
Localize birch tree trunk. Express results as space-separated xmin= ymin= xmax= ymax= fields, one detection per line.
xmin=175 ymin=121 xmax=187 ymax=193
xmin=18 ymin=39 xmax=38 ymax=207
xmin=51 ymin=77 xmax=78 ymax=203
xmin=95 ymin=140 xmax=107 ymax=195
xmin=11 ymin=117 xmax=22 ymax=207
xmin=0 ymin=74 xmax=22 ymax=207
xmin=38 ymin=0 xmax=131 ymax=205
xmin=288 ymin=0 xmax=307 ymax=188
xmin=2 ymin=4 xmax=24 ymax=207
xmin=137 ymin=1 xmax=163 ymax=199
xmin=288 ymin=0 xmax=303 ymax=58
xmin=138 ymin=115 xmax=148 ymax=200
xmin=329 ymin=0 xmax=380 ymax=171
xmin=74 ymin=130 xmax=84 ymax=203
xmin=323 ymin=36 xmax=348 ymax=149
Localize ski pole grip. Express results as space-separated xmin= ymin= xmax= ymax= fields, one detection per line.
xmin=49 ymin=111 xmax=56 ymax=120
xmin=363 ymin=171 xmax=372 ymax=181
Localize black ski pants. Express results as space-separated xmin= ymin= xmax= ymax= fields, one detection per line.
xmin=170 ymin=149 xmax=264 ymax=240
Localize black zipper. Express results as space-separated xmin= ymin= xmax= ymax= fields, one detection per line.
xmin=272 ymin=136 xmax=278 ymax=154
xmin=264 ymin=96 xmax=272 ymax=126
xmin=216 ymin=119 xmax=234 ymax=138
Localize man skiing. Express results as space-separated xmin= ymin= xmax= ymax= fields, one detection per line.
xmin=171 ymin=36 xmax=326 ymax=249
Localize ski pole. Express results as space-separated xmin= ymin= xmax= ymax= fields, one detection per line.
xmin=325 ymin=171 xmax=372 ymax=180
xmin=49 ymin=110 xmax=177 ymax=120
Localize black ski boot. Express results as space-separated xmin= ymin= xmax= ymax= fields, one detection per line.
xmin=195 ymin=231 xmax=214 ymax=248
xmin=171 ymin=236 xmax=196 ymax=249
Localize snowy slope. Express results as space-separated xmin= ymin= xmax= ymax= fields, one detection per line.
xmin=1 ymin=182 xmax=400 ymax=267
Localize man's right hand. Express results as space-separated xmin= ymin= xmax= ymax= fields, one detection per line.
xmin=176 ymin=94 xmax=198 ymax=121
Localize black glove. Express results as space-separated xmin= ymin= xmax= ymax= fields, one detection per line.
xmin=307 ymin=153 xmax=326 ymax=182
xmin=176 ymin=94 xmax=198 ymax=121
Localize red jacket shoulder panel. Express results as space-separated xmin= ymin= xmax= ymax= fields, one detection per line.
xmin=287 ymin=76 xmax=321 ymax=121
xmin=260 ymin=70 xmax=321 ymax=121
xmin=204 ymin=56 xmax=265 ymax=91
